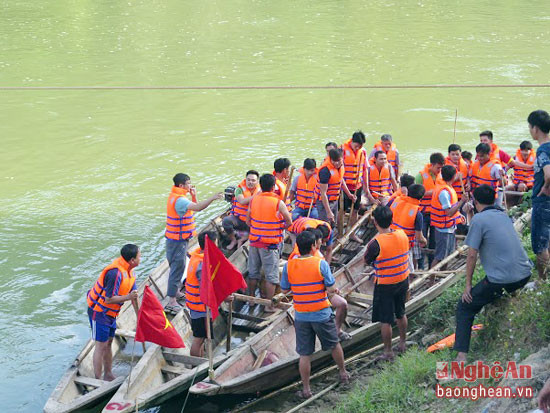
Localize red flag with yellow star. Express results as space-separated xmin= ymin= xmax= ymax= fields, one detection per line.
xmin=135 ymin=286 xmax=185 ymax=348
xmin=200 ymin=235 xmax=247 ymax=320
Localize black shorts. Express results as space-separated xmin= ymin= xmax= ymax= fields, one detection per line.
xmin=372 ymin=278 xmax=409 ymax=324
xmin=343 ymin=187 xmax=362 ymax=212
xmin=191 ymin=317 xmax=214 ymax=339
xmin=294 ymin=315 xmax=339 ymax=356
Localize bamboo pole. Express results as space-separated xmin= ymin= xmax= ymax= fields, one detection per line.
xmin=346 ymin=150 xmax=365 ymax=229
xmin=205 ymin=307 xmax=214 ymax=380
xmin=282 ymin=166 xmax=296 ymax=204
xmin=226 ymin=300 xmax=233 ymax=353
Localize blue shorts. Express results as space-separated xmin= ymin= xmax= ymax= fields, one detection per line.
xmin=532 ymin=202 xmax=550 ymax=254
xmin=292 ymin=206 xmax=319 ymax=221
xmin=88 ymin=308 xmax=116 ymax=342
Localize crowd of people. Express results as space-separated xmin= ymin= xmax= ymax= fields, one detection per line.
xmin=85 ymin=109 xmax=550 ymax=403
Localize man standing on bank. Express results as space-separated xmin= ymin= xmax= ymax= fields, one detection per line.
xmin=364 ymin=206 xmax=411 ymax=362
xmin=165 ymin=173 xmax=223 ymax=313
xmin=454 ymin=185 xmax=532 ymax=362
xmin=528 ymin=110 xmax=550 ymax=282
xmin=281 ymin=231 xmax=350 ymax=399
xmin=87 ymin=244 xmax=140 ymax=380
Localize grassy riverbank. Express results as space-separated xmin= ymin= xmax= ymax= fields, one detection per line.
xmin=335 ymin=228 xmax=550 ymax=413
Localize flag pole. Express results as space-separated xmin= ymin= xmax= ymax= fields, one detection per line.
xmin=205 ymin=306 xmax=214 ymax=381
xmin=226 ymin=299 xmax=233 ymax=353
xmin=125 ymin=339 xmax=136 ymax=397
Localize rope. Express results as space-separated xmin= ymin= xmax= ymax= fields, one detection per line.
xmin=180 ymin=365 xmax=200 ymax=413
xmin=1 ymin=83 xmax=550 ymax=91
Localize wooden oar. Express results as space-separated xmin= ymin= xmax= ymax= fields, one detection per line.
xmin=346 ymin=150 xmax=365 ymax=230
xmin=282 ymin=166 xmax=296 ymax=205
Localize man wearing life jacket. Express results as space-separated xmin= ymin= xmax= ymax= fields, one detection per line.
xmin=446 ymin=144 xmax=470 ymax=201
xmin=247 ymin=173 xmax=292 ymax=311
xmin=165 ymin=173 xmax=223 ymax=313
xmin=288 ymin=216 xmax=333 ymax=262
xmin=430 ymin=166 xmax=468 ymax=270
xmin=415 ymin=153 xmax=445 ymax=269
xmin=364 ymin=206 xmax=411 ymax=361
xmin=461 ymin=151 xmax=473 ymax=169
xmin=365 ymin=151 xmax=398 ymax=206
xmin=185 ymin=231 xmax=233 ymax=357
xmin=289 ymin=158 xmax=319 ymax=220
xmin=469 ymin=143 xmax=505 ymax=207
xmin=273 ymin=158 xmax=292 ymax=211
xmin=222 ymin=170 xmax=260 ymax=250
xmin=87 ymin=244 xmax=140 ymax=380
xmin=281 ymin=231 xmax=350 ymax=398
xmin=325 ymin=142 xmax=338 ymax=160
xmin=455 ymin=185 xmax=532 ymax=362
xmin=368 ymin=134 xmax=401 ymax=176
xmin=341 ymin=131 xmax=368 ymax=243
xmin=389 ymin=184 xmax=427 ymax=270
xmin=479 ymin=130 xmax=512 ymax=166
xmin=527 ymin=109 xmax=550 ymax=282
xmin=506 ymin=140 xmax=535 ymax=192
xmin=314 ymin=149 xmax=355 ymax=225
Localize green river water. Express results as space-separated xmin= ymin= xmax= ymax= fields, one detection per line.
xmin=1 ymin=1 xmax=549 ymax=411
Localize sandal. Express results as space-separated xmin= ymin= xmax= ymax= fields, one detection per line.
xmin=338 ymin=331 xmax=352 ymax=342
xmin=164 ymin=304 xmax=182 ymax=315
xmin=373 ymin=353 xmax=394 ymax=364
xmin=295 ymin=390 xmax=313 ymax=399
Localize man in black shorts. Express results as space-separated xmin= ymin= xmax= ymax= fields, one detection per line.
xmin=364 ymin=206 xmax=411 ymax=362
xmin=281 ymin=231 xmax=350 ymax=398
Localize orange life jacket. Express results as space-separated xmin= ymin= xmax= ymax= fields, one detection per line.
xmin=368 ymin=164 xmax=393 ymax=198
xmin=470 ymin=160 xmax=499 ymax=190
xmin=185 ymin=247 xmax=206 ymax=314
xmin=341 ymin=139 xmax=366 ymax=191
xmin=231 ymin=179 xmax=260 ymax=222
xmin=248 ymin=192 xmax=285 ymax=244
xmin=87 ymin=257 xmax=136 ymax=318
xmin=388 ymin=187 xmax=405 ymax=201
xmin=294 ymin=168 xmax=318 ymax=210
xmin=419 ymin=164 xmax=444 ymax=213
xmin=288 ymin=244 xmax=324 ymax=260
xmin=445 ymin=156 xmax=468 ymax=200
xmin=313 ymin=159 xmax=344 ymax=202
xmin=166 ymin=186 xmax=196 ymax=241
xmin=289 ymin=216 xmax=331 ymax=238
xmin=273 ymin=175 xmax=292 ymax=210
xmin=430 ymin=184 xmax=461 ymax=229
xmin=370 ymin=141 xmax=399 ymax=174
xmin=373 ymin=230 xmax=410 ymax=285
xmin=287 ymin=256 xmax=330 ymax=312
xmin=390 ymin=196 xmax=421 ymax=247
xmin=513 ymin=149 xmax=535 ymax=187
xmin=490 ymin=143 xmax=502 ymax=165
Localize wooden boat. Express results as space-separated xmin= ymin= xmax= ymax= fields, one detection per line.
xmin=44 ymin=207 xmax=246 ymax=413
xmin=45 ymin=199 xmax=374 ymax=412
xmin=189 ymin=210 xmax=531 ymax=396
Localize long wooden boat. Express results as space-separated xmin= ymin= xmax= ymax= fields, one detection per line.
xmin=189 ymin=210 xmax=531 ymax=396
xmin=45 ymin=198 xmax=374 ymax=412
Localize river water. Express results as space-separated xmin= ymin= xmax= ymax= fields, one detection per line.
xmin=1 ymin=1 xmax=549 ymax=411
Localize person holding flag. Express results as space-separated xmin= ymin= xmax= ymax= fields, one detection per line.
xmin=86 ymin=244 xmax=140 ymax=380
xmin=281 ymin=231 xmax=350 ymax=399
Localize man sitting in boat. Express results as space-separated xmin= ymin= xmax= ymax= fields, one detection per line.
xmin=479 ymin=130 xmax=511 ymax=166
xmin=222 ymin=170 xmax=260 ymax=250
xmin=281 ymin=231 xmax=350 ymax=399
xmin=289 ymin=158 xmax=318 ymax=220
xmin=469 ymin=143 xmax=505 ymax=208
xmin=247 ymin=173 xmax=292 ymax=311
xmin=506 ymin=140 xmax=536 ymax=193
xmin=185 ymin=230 xmax=226 ymax=357
xmin=86 ymin=244 xmax=140 ymax=380
xmin=364 ymin=206 xmax=411 ymax=362
xmin=365 ymin=150 xmax=398 ymax=206
xmin=454 ymin=184 xmax=532 ymax=362
xmin=165 ymin=173 xmax=223 ymax=314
